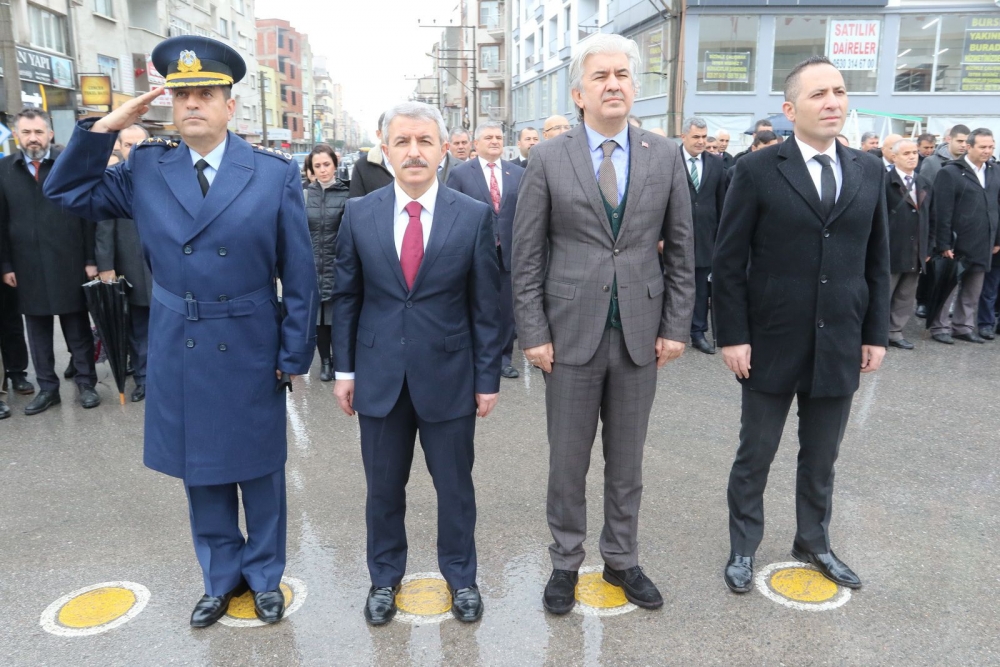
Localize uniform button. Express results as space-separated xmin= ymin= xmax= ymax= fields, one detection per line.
xmin=612 ymin=212 xmax=619 ymax=219
xmin=400 ymin=338 xmax=406 ymax=345
xmin=405 ymin=300 xmax=413 ymax=308
xmin=910 ymin=236 xmax=916 ymax=241
xmin=817 ymin=320 xmax=825 ymax=328
xmin=218 ymin=295 xmax=228 ymax=301
xmin=823 ymin=231 xmax=831 ymax=238
xmin=183 ymin=244 xmax=193 ymax=255
xmin=820 ymin=275 xmax=828 ymax=284
xmin=613 ymin=248 xmax=620 ymax=256
xmin=218 ymin=247 xmax=228 ymax=256
xmin=218 ymin=343 xmax=227 ymax=351
xmin=184 ymin=291 xmax=193 ymax=300
xmin=602 ymin=285 xmax=610 ymax=292
xmin=186 ymin=339 xmax=195 ymax=348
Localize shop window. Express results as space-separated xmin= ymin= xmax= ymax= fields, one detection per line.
xmin=697 ymin=15 xmax=758 ymax=93
xmin=772 ymin=16 xmax=880 ymax=94
xmin=632 ymin=23 xmax=668 ymax=98
xmin=97 ymin=54 xmax=121 ymax=92
xmin=896 ymin=14 xmax=1000 ymax=93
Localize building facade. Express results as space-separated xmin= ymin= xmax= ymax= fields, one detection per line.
xmin=256 ymin=17 xmax=308 ymax=152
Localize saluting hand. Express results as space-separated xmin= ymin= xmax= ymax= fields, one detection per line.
xmin=92 ymin=87 xmax=165 ymax=134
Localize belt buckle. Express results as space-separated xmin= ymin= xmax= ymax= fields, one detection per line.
xmin=185 ymin=295 xmax=199 ymax=321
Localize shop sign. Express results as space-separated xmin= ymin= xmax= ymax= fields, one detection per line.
xmin=146 ymin=54 xmax=173 ymax=106
xmin=80 ymin=75 xmax=113 ymax=106
xmin=827 ymin=19 xmax=880 ymax=71
xmin=703 ymin=52 xmax=750 ymax=83
xmin=960 ymin=16 xmax=1000 ymax=93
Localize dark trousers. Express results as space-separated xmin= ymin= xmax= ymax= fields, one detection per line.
xmin=129 ymin=306 xmax=149 ymax=385
xmin=358 ymin=381 xmax=478 ymax=589
xmin=185 ymin=468 xmax=287 ymax=596
xmin=728 ymin=385 xmax=854 ymax=555
xmin=0 ymin=283 xmax=28 ymax=378
xmin=316 ymin=324 xmax=332 ymax=363
xmin=24 ymin=312 xmax=96 ymax=392
xmin=691 ymin=266 xmax=711 ymax=339
xmin=500 ymin=263 xmax=515 ymax=367
xmin=977 ymin=264 xmax=1000 ymax=329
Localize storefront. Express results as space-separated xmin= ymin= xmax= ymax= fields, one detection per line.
xmin=684 ymin=1 xmax=1000 ymax=150
xmin=0 ymin=45 xmax=77 ymax=143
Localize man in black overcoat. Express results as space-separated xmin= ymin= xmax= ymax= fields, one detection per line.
xmin=884 ymin=139 xmax=933 ymax=349
xmin=713 ymin=56 xmax=890 ymax=594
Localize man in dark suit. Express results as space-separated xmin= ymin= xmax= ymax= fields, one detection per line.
xmin=349 ymin=113 xmax=394 ymax=198
xmin=713 ymin=55 xmax=889 ymax=594
xmin=929 ymin=128 xmax=1000 ymax=344
xmin=885 ymin=139 xmax=932 ymax=350
xmin=680 ymin=117 xmax=726 ymax=353
xmin=447 ymin=123 xmax=524 ymax=378
xmin=512 ymin=127 xmax=539 ymax=167
xmin=332 ymin=101 xmax=501 ymax=626
xmin=732 ymin=119 xmax=772 ymax=163
xmin=513 ymin=33 xmax=695 ymax=615
xmin=716 ymin=129 xmax=735 ymax=170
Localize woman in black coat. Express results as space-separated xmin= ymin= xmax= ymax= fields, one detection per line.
xmin=305 ymin=144 xmax=349 ymax=381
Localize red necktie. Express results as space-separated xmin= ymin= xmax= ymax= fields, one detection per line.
xmin=31 ymin=160 xmax=41 ymax=181
xmin=487 ymin=163 xmax=501 ymax=213
xmin=400 ymin=201 xmax=424 ymax=290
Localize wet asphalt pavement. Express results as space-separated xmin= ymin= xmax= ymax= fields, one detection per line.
xmin=1 ymin=315 xmax=998 ymax=667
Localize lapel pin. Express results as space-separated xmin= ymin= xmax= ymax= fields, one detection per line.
xmin=641 ymin=141 xmax=649 ymax=148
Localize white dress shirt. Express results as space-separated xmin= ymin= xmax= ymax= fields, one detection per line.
xmin=335 ymin=178 xmax=440 ymax=382
xmin=189 ymin=138 xmax=227 ymax=186
xmin=477 ymin=156 xmax=503 ymax=197
xmin=896 ymin=167 xmax=917 ymax=203
xmin=682 ymin=147 xmax=703 ymax=188
xmin=795 ymin=136 xmax=843 ymax=202
xmin=965 ymin=155 xmax=987 ymax=188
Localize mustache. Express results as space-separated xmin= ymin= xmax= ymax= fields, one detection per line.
xmin=401 ymin=158 xmax=429 ymax=169
xmin=603 ymin=93 xmax=625 ymax=101
xmin=184 ymin=114 xmax=206 ymax=121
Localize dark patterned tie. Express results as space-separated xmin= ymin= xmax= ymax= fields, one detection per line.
xmin=904 ymin=174 xmax=915 ymax=204
xmin=598 ymin=140 xmax=619 ymax=207
xmin=689 ymin=156 xmax=700 ymax=190
xmin=195 ymin=159 xmax=210 ymax=197
xmin=813 ymin=154 xmax=836 ymax=218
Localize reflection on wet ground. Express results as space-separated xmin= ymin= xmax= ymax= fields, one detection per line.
xmin=2 ymin=322 xmax=999 ymax=666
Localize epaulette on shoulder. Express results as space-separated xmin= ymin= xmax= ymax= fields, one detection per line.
xmin=134 ymin=136 xmax=178 ymax=149
xmin=252 ymin=144 xmax=293 ymax=161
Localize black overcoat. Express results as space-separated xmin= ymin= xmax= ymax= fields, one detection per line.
xmin=886 ymin=169 xmax=932 ymax=275
xmin=932 ymin=159 xmax=1000 ymax=271
xmin=0 ymin=148 xmax=94 ymax=316
xmin=686 ymin=151 xmax=727 ymax=268
xmin=712 ymin=137 xmax=890 ymax=398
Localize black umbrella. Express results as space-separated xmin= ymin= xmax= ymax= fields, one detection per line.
xmin=924 ymin=254 xmax=967 ymax=330
xmin=83 ymin=277 xmax=131 ymax=405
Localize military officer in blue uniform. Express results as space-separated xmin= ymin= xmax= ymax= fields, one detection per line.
xmin=44 ymin=36 xmax=318 ymax=628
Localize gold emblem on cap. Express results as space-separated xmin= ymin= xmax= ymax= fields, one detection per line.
xmin=177 ymin=50 xmax=202 ymax=74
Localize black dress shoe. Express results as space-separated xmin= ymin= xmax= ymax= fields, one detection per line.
xmin=319 ymin=361 xmax=333 ymax=382
xmin=78 ymin=385 xmax=101 ymax=409
xmin=190 ymin=580 xmax=249 ymax=628
xmin=254 ymin=589 xmax=285 ymax=624
xmin=691 ymin=337 xmax=716 ymax=355
xmin=979 ymin=326 xmax=996 ymax=340
xmin=724 ymin=553 xmax=755 ymax=593
xmin=932 ymin=333 xmax=954 ymax=345
xmin=915 ymin=304 xmax=928 ymax=319
xmin=364 ymin=585 xmax=400 ymax=626
xmin=131 ymin=384 xmax=146 ymax=402
xmin=602 ymin=565 xmax=663 ymax=609
xmin=24 ymin=390 xmax=60 ymax=415
xmin=888 ymin=339 xmax=914 ymax=350
xmin=63 ymin=360 xmax=77 ymax=379
xmin=542 ymin=569 xmax=578 ymax=614
xmin=450 ymin=584 xmax=484 ymax=622
xmin=954 ymin=332 xmax=986 ymax=344
xmin=0 ymin=401 xmax=9 ymax=420
xmin=500 ymin=364 xmax=520 ymax=379
xmin=791 ymin=547 xmax=862 ymax=589
xmin=8 ymin=376 xmax=34 ymax=395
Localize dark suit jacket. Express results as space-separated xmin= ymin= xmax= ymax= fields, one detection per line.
xmin=446 ymin=158 xmax=524 ymax=272
xmin=719 ymin=152 xmax=735 ymax=171
xmin=331 ymin=184 xmax=501 ymax=422
xmin=885 ymin=169 xmax=932 ymax=274
xmin=713 ymin=137 xmax=890 ymax=398
xmin=511 ymin=156 xmax=527 ymax=168
xmin=348 ymin=149 xmax=393 ymax=198
xmin=96 ymin=217 xmax=153 ymax=307
xmin=933 ymin=159 xmax=1000 ymax=271
xmin=685 ymin=151 xmax=727 ymax=268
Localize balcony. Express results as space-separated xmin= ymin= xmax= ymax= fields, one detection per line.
xmin=549 ymin=38 xmax=558 ymax=57
xmin=487 ymin=106 xmax=506 ymax=121
xmin=525 ymin=54 xmax=535 ymax=69
xmin=483 ymin=10 xmax=505 ymax=39
xmin=533 ymin=3 xmax=544 ymax=22
xmin=486 ymin=60 xmax=506 ymax=82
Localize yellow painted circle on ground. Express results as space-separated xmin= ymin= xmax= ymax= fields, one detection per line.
xmin=57 ymin=587 xmax=136 ymax=628
xmin=769 ymin=567 xmax=839 ymax=603
xmin=396 ymin=578 xmax=452 ymax=616
xmin=575 ymin=572 xmax=628 ymax=608
xmin=226 ymin=583 xmax=294 ymax=619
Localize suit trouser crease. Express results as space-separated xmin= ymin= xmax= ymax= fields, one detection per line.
xmin=185 ymin=468 xmax=287 ymax=596
xmin=358 ymin=381 xmax=478 ymax=589
xmin=545 ymin=327 xmax=657 ymax=571
xmin=727 ymin=386 xmax=853 ymax=555
xmin=976 ymin=264 xmax=1000 ymax=329
xmin=888 ymin=272 xmax=920 ymax=340
xmin=129 ymin=305 xmax=149 ymax=385
xmin=499 ymin=263 xmax=516 ymax=366
xmin=691 ymin=266 xmax=712 ymax=338
xmin=930 ymin=270 xmax=985 ymax=335
xmin=24 ymin=312 xmax=96 ymax=391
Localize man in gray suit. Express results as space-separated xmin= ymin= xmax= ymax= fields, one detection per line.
xmin=512 ymin=33 xmax=695 ymax=615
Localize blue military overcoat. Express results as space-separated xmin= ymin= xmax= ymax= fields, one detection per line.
xmin=45 ymin=121 xmax=318 ymax=485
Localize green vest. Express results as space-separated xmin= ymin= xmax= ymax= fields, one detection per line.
xmin=600 ymin=175 xmax=628 ymax=330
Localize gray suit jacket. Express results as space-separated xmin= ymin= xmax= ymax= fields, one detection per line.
xmin=512 ymin=123 xmax=695 ymax=367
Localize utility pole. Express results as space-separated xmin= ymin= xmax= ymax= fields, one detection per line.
xmin=259 ymin=70 xmax=267 ymax=145
xmin=0 ymin=0 xmax=23 ymax=126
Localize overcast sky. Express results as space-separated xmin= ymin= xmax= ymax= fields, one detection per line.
xmin=255 ymin=0 xmax=459 ymax=139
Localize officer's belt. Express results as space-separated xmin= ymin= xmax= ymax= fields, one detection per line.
xmin=153 ymin=281 xmax=274 ymax=321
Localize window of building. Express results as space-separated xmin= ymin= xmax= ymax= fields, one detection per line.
xmin=250 ymin=73 xmax=256 ymax=89
xmin=632 ymin=22 xmax=668 ymax=98
xmin=481 ymin=88 xmax=500 ymax=113
xmin=194 ymin=26 xmax=211 ymax=38
xmin=290 ymin=64 xmax=296 ymax=79
xmin=291 ymin=91 xmax=297 ymax=105
xmin=194 ymin=0 xmax=208 ymax=10
xmin=94 ymin=0 xmax=113 ymax=17
xmin=549 ymin=71 xmax=560 ymax=115
xmin=29 ymin=5 xmax=68 ymax=53
xmin=289 ymin=38 xmax=294 ymax=53
xmin=218 ymin=17 xmax=229 ymax=38
xmin=238 ymin=33 xmax=248 ymax=50
xmin=480 ymin=0 xmax=499 ymax=29
xmin=540 ymin=73 xmax=550 ymax=113
xmin=292 ymin=117 xmax=298 ymax=132
xmin=243 ymin=105 xmax=251 ymax=120
xmin=895 ymin=14 xmax=998 ymax=93
xmin=278 ymin=31 xmax=284 ymax=48
xmin=549 ymin=18 xmax=558 ymax=55
xmin=266 ymin=108 xmax=273 ymax=125
xmin=772 ymin=16 xmax=880 ymax=93
xmin=97 ymin=54 xmax=121 ymax=91
xmin=233 ymin=0 xmax=246 ymax=14
xmin=526 ymin=79 xmax=537 ymax=120
xmin=481 ymin=44 xmax=500 ymax=71
xmin=697 ymin=15 xmax=758 ymax=93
